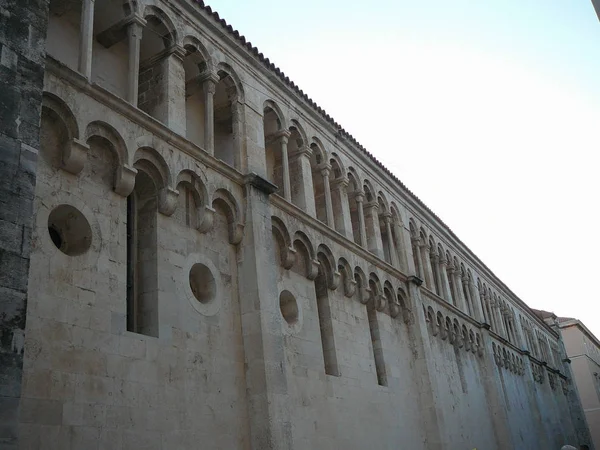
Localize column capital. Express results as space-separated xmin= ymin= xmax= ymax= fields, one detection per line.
xmin=244 ymin=172 xmax=278 ymax=196
xmin=331 ymin=176 xmax=349 ymax=190
xmin=381 ymin=211 xmax=393 ymax=223
xmin=165 ymin=44 xmax=186 ymax=61
xmin=364 ymin=201 xmax=379 ymax=211
xmin=265 ymin=129 xmax=291 ymax=146
xmin=317 ymin=163 xmax=332 ymax=178
xmin=125 ymin=14 xmax=147 ymax=31
xmin=292 ymin=145 xmax=313 ymax=160
xmin=354 ymin=190 xmax=365 ymax=203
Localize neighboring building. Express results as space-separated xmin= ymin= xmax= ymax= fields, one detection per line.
xmin=0 ymin=0 xmax=593 ymax=449
xmin=551 ymin=314 xmax=600 ymax=450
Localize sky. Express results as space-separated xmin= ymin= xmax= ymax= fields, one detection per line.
xmin=207 ymin=0 xmax=600 ymax=337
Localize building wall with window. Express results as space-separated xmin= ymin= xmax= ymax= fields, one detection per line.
xmin=559 ymin=318 xmax=600 ymax=450
xmin=1 ymin=0 xmax=593 ymax=449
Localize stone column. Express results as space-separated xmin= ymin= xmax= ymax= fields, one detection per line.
xmin=319 ymin=164 xmax=335 ymax=227
xmin=364 ymin=201 xmax=384 ymax=258
xmin=355 ymin=191 xmax=368 ymax=248
xmin=161 ymin=45 xmax=186 ymax=136
xmin=439 ymin=258 xmax=453 ymax=304
xmin=78 ymin=0 xmax=95 ymax=79
xmin=411 ymin=237 xmax=424 ymax=279
xmin=279 ymin=134 xmax=291 ymax=201
xmin=126 ymin=17 xmax=145 ymax=106
xmin=422 ymin=245 xmax=436 ymax=292
xmin=450 ymin=266 xmax=466 ymax=312
xmin=231 ymin=94 xmax=245 ymax=171
xmin=331 ymin=177 xmax=353 ymax=239
xmin=200 ymin=73 xmax=218 ymax=156
xmin=393 ymin=219 xmax=410 ymax=273
xmin=382 ymin=213 xmax=398 ymax=267
xmin=239 ymin=173 xmax=293 ymax=450
xmin=471 ymin=281 xmax=485 ymax=323
xmin=289 ymin=146 xmax=316 ymax=216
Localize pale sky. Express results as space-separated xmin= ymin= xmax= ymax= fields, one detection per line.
xmin=207 ymin=0 xmax=600 ymax=337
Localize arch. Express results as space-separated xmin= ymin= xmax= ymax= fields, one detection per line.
xmin=271 ymin=216 xmax=294 ymax=269
xmin=353 ymin=266 xmax=369 ymax=304
xmin=469 ymin=329 xmax=476 ymax=353
xmin=133 ymin=147 xmax=170 ymax=190
xmin=377 ymin=192 xmax=389 ymax=214
xmin=317 ymin=244 xmax=339 ymax=290
xmin=337 ymin=257 xmax=355 ymax=297
xmin=452 ymin=318 xmax=461 ymax=346
xmin=329 ymin=153 xmax=345 ymax=179
xmin=263 ymin=100 xmax=286 ymax=131
xmin=347 ymin=168 xmax=360 ymax=192
xmin=212 ymin=188 xmax=244 ymax=244
xmin=215 ymin=62 xmax=245 ymax=103
xmin=142 ymin=5 xmax=178 ymax=46
xmin=436 ymin=311 xmax=445 ymax=338
xmin=310 ymin=137 xmax=327 ymax=165
xmin=85 ymin=121 xmax=128 ymax=166
xmin=363 ymin=179 xmax=375 ymax=202
xmin=293 ymin=231 xmax=317 ymax=279
xmin=462 ymin=324 xmax=469 ymax=350
xmin=427 ymin=306 xmax=437 ymax=335
xmin=409 ymin=218 xmax=418 ymax=238
xmin=182 ymin=35 xmax=213 ymax=72
xmin=42 ymin=92 xmax=79 ymax=141
xmin=174 ymin=169 xmax=211 ymax=231
xmin=288 ymin=120 xmax=307 ymax=149
xmin=445 ymin=316 xmax=453 ymax=343
xmin=368 ymin=272 xmax=384 ymax=311
xmin=176 ymin=169 xmax=208 ymax=207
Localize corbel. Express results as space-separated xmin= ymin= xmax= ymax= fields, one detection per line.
xmin=229 ymin=222 xmax=245 ymax=245
xmin=343 ymin=277 xmax=357 ymax=298
xmin=358 ymin=286 xmax=371 ymax=305
xmin=158 ymin=187 xmax=179 ymax=216
xmin=114 ymin=164 xmax=137 ymax=197
xmin=196 ymin=205 xmax=215 ymax=233
xmin=282 ymin=246 xmax=296 ymax=270
xmin=307 ymin=259 xmax=320 ymax=281
xmin=62 ymin=138 xmax=89 ymax=175
xmin=329 ymin=270 xmax=340 ymax=291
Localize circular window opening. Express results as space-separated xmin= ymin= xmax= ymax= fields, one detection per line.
xmin=189 ymin=263 xmax=216 ymax=304
xmin=47 ymin=205 xmax=92 ymax=256
xmin=279 ymin=290 xmax=298 ymax=325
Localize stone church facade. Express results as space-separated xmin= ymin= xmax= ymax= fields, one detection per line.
xmin=0 ymin=0 xmax=593 ymax=448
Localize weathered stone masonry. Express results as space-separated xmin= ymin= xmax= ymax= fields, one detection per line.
xmin=0 ymin=0 xmax=594 ymax=449
xmin=0 ymin=0 xmax=49 ymax=447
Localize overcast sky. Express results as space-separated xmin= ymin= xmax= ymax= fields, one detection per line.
xmin=207 ymin=0 xmax=600 ymax=337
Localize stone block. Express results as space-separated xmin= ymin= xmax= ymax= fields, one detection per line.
xmin=19 ymin=398 xmax=63 ymax=425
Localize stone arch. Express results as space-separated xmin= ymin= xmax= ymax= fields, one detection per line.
xmin=182 ymin=35 xmax=213 ymax=72
xmin=354 ymin=266 xmax=370 ymax=304
xmin=271 ymin=216 xmax=294 ymax=269
xmin=263 ymin=100 xmax=286 ymax=131
xmin=85 ymin=120 xmax=132 ymax=195
xmin=452 ymin=318 xmax=460 ymax=346
xmin=316 ymin=244 xmax=339 ymax=290
xmin=212 ymin=188 xmax=244 ymax=244
xmin=288 ymin=120 xmax=308 ymax=149
xmin=369 ymin=272 xmax=385 ymax=311
xmin=85 ymin=121 xmax=128 ymax=166
xmin=329 ymin=153 xmax=345 ymax=179
xmin=142 ymin=5 xmax=178 ymax=48
xmin=469 ymin=329 xmax=476 ymax=353
xmin=346 ymin=168 xmax=361 ymax=245
xmin=42 ymin=93 xmax=79 ymax=141
xmin=363 ymin=179 xmax=375 ymax=203
xmin=337 ymin=257 xmax=355 ymax=298
xmin=461 ymin=324 xmax=469 ymax=350
xmin=174 ymin=169 xmax=212 ymax=232
xmin=310 ymin=137 xmax=327 ymax=166
xmin=133 ymin=147 xmax=171 ymax=190
xmin=436 ymin=311 xmax=445 ymax=339
xmin=40 ymin=92 xmax=86 ymax=174
xmin=427 ymin=306 xmax=437 ymax=335
xmin=292 ymin=231 xmax=318 ymax=279
xmin=215 ymin=62 xmax=245 ymax=102
xmin=377 ymin=192 xmax=389 ymax=214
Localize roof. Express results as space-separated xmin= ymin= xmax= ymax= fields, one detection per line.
xmin=193 ymin=0 xmax=558 ymax=337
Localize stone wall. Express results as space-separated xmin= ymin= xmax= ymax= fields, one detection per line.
xmin=0 ymin=0 xmax=49 ymax=447
xmin=2 ymin=0 xmax=594 ymax=448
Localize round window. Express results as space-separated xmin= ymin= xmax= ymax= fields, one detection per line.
xmin=47 ymin=204 xmax=92 ymax=256
xmin=189 ymin=263 xmax=216 ymax=304
xmin=279 ymin=290 xmax=298 ymax=325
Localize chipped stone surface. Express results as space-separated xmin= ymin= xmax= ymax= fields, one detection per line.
xmin=0 ymin=0 xmax=593 ymax=449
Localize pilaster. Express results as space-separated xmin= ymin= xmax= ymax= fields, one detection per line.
xmin=331 ymin=177 xmax=353 ymax=239
xmin=364 ymin=201 xmax=384 ymax=258
xmin=78 ymin=0 xmax=95 ymax=79
xmin=289 ymin=146 xmax=316 ymax=216
xmin=238 ymin=173 xmax=293 ymax=450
